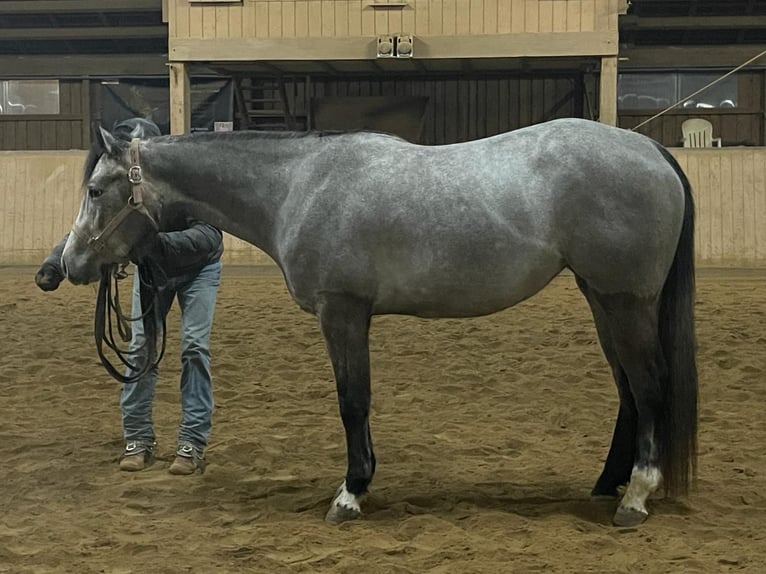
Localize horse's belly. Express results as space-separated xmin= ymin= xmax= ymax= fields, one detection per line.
xmin=371 ymin=252 xmax=564 ymax=317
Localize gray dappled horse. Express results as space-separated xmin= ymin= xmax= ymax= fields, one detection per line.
xmin=60 ymin=118 xmax=697 ymax=527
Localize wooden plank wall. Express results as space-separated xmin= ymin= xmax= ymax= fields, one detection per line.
xmin=0 ymin=81 xmax=89 ymax=151
xmin=674 ymin=148 xmax=766 ymax=267
xmin=170 ymin=0 xmax=620 ymax=39
xmin=0 ymin=152 xmax=84 ymax=264
xmin=304 ymin=75 xmax=581 ymax=143
xmin=0 ymin=151 xmax=273 ymax=266
xmin=2 ymin=146 xmax=764 ymax=267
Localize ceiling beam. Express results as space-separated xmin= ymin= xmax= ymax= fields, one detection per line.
xmin=0 ymin=0 xmax=160 ymax=13
xmin=171 ymin=32 xmax=617 ymax=62
xmin=0 ymin=54 xmax=169 ymax=77
xmin=619 ymin=45 xmax=766 ymax=69
xmin=0 ymin=26 xmax=167 ymax=41
xmin=621 ymin=15 xmax=766 ymax=30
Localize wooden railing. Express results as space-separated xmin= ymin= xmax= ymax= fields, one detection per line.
xmin=2 ymin=145 xmax=764 ymax=267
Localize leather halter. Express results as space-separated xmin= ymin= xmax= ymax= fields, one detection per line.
xmin=86 ymin=138 xmax=159 ymax=254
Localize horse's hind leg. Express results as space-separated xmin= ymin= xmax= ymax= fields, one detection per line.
xmin=317 ymin=293 xmax=376 ymax=524
xmin=588 ymin=289 xmax=666 ymax=526
xmin=576 ymin=277 xmax=637 ymax=498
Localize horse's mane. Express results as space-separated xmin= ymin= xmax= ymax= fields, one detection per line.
xmin=81 ymin=127 xmax=406 ymax=184
xmin=81 ymin=145 xmax=103 ymax=186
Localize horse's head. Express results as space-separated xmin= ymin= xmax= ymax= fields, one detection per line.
xmin=62 ymin=126 xmax=160 ymax=285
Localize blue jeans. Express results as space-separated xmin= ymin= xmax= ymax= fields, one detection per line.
xmin=121 ymin=260 xmax=221 ymax=450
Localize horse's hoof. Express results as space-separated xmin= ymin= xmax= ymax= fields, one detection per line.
xmin=325 ymin=503 xmax=362 ymax=525
xmin=324 ymin=481 xmax=363 ymax=525
xmin=613 ymin=505 xmax=648 ymax=527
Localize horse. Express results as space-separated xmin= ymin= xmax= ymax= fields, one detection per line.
xmin=60 ymin=118 xmax=697 ymax=527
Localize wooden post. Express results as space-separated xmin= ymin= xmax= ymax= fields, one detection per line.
xmin=80 ymin=78 xmax=91 ymax=147
xmin=169 ymin=62 xmax=190 ymax=134
xmin=762 ymin=70 xmax=766 ymax=145
xmin=599 ymin=55 xmax=618 ymax=126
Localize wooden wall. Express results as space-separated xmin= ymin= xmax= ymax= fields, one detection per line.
xmin=0 ymin=81 xmax=90 ymax=151
xmin=0 ymin=150 xmax=273 ymax=266
xmin=0 ymin=152 xmax=84 ymax=264
xmin=168 ymin=0 xmax=621 ymax=39
xmin=674 ymin=148 xmax=766 ymax=267
xmin=2 ymin=146 xmax=764 ymax=267
xmin=288 ymin=74 xmax=583 ymax=143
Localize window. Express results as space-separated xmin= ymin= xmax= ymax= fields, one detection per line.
xmin=679 ymin=74 xmax=737 ymax=109
xmin=0 ymin=80 xmax=60 ymax=115
xmin=618 ymin=73 xmax=738 ymax=110
xmin=618 ymin=73 xmax=677 ymax=110
xmin=99 ymin=77 xmax=233 ymax=134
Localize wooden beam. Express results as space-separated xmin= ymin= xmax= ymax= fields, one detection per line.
xmin=762 ymin=70 xmax=766 ymax=146
xmin=619 ymin=45 xmax=766 ymax=69
xmin=621 ymin=15 xmax=766 ymax=30
xmin=170 ymin=32 xmax=618 ymax=62
xmin=0 ymin=26 xmax=167 ymax=41
xmin=169 ymin=62 xmax=190 ymax=135
xmin=599 ymin=55 xmax=618 ymax=126
xmin=0 ymin=0 xmax=160 ymax=13
xmin=0 ymin=54 xmax=169 ymax=77
xmin=81 ymin=79 xmax=91 ymax=147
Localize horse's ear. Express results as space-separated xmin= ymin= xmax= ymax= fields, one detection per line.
xmin=96 ymin=126 xmax=119 ymax=155
xmin=129 ymin=124 xmax=145 ymax=140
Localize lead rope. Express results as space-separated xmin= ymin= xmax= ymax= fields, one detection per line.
xmin=95 ymin=263 xmax=167 ymax=384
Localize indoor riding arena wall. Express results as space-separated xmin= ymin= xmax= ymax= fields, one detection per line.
xmin=1 ymin=147 xmax=765 ymax=267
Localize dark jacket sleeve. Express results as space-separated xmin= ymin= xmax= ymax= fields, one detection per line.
xmin=34 ymin=233 xmax=69 ymax=291
xmin=150 ymin=221 xmax=223 ymax=278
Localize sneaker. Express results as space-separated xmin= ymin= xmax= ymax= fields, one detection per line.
xmin=119 ymin=439 xmax=156 ymax=472
xmin=168 ymin=441 xmax=205 ymax=475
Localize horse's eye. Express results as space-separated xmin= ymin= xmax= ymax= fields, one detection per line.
xmin=88 ymin=187 xmax=103 ymax=199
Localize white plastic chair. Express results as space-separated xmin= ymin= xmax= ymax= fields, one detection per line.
xmin=682 ymin=118 xmax=722 ymax=148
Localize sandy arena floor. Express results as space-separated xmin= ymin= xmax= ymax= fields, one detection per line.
xmin=0 ymin=266 xmax=764 ymax=573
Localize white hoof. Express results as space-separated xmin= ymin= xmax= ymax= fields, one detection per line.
xmin=325 ymin=482 xmax=363 ymax=524
xmin=613 ymin=505 xmax=649 ymax=527
xmin=613 ymin=466 xmax=661 ymax=527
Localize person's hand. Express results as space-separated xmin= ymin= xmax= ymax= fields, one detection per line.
xmin=35 ymin=262 xmax=64 ymax=291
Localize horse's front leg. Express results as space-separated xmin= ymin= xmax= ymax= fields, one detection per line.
xmin=317 ymin=294 xmax=375 ymax=524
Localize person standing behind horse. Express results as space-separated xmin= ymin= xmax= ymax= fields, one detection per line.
xmin=35 ymin=117 xmax=223 ymax=475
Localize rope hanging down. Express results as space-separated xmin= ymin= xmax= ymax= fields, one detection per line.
xmin=630 ymin=48 xmax=766 ymax=132
xmin=95 ymin=263 xmax=167 ymax=384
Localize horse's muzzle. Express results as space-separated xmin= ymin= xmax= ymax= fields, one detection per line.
xmin=60 ymin=256 xmax=101 ymax=285
xmin=34 ymin=263 xmax=64 ymax=292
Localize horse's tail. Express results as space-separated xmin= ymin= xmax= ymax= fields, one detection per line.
xmin=654 ymin=143 xmax=698 ymax=497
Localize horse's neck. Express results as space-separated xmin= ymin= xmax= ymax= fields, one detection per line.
xmin=146 ymin=137 xmax=300 ymax=259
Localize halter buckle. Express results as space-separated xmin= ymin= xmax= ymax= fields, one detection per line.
xmin=128 ymin=165 xmax=143 ymax=184
xmin=88 ymin=236 xmax=105 ymax=252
